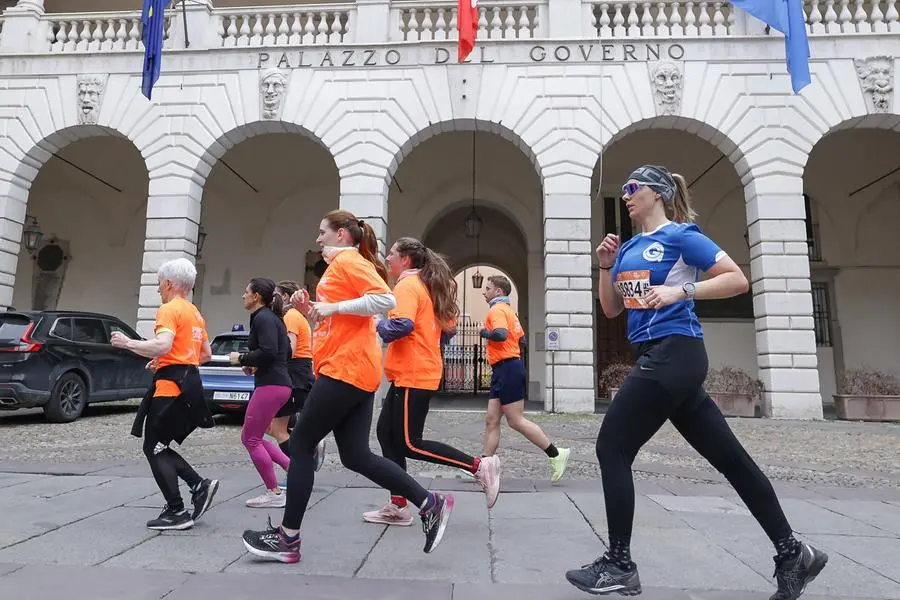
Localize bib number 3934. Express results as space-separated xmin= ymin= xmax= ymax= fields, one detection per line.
xmin=616 ymin=270 xmax=651 ymax=309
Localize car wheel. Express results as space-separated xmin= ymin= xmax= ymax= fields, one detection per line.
xmin=44 ymin=372 xmax=88 ymax=423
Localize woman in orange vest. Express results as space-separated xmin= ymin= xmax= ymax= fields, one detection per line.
xmin=241 ymin=210 xmax=454 ymax=564
xmin=362 ymin=237 xmax=500 ymax=528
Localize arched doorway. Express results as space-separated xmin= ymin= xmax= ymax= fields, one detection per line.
xmin=440 ymin=264 xmax=522 ymax=396
xmin=803 ymin=122 xmax=900 ymax=404
xmin=197 ymin=129 xmax=338 ymax=336
xmin=12 ymin=132 xmax=147 ymax=323
xmin=388 ymin=126 xmax=542 ymax=400
xmin=591 ymin=123 xmax=752 ymax=397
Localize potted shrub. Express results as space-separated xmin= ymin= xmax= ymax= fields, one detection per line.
xmin=704 ymin=366 xmax=763 ymax=418
xmin=834 ymin=367 xmax=900 ymax=422
xmin=599 ymin=362 xmax=633 ymax=401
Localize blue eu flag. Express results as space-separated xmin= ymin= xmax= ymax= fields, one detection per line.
xmin=731 ymin=0 xmax=811 ymax=93
xmin=141 ymin=0 xmax=168 ymax=100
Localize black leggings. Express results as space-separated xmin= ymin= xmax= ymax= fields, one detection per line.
xmin=377 ymin=384 xmax=477 ymax=493
xmin=142 ymin=397 xmax=202 ymax=512
xmin=597 ymin=335 xmax=793 ymax=548
xmin=283 ymin=375 xmax=431 ymax=529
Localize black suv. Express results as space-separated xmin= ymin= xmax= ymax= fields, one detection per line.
xmin=0 ymin=310 xmax=153 ymax=423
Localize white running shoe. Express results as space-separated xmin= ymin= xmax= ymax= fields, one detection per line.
xmin=246 ymin=489 xmax=287 ymax=508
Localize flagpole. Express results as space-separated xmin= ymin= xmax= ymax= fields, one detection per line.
xmin=180 ymin=0 xmax=190 ymax=47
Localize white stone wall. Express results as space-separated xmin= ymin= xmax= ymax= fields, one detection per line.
xmin=0 ymin=30 xmax=897 ymax=415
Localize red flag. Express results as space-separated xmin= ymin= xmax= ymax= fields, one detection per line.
xmin=458 ymin=0 xmax=478 ymax=62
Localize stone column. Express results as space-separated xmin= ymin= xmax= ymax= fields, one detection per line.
xmin=136 ymin=172 xmax=203 ymax=338
xmin=543 ymin=173 xmax=595 ymax=413
xmin=339 ymin=169 xmax=390 ymax=406
xmin=746 ymin=171 xmax=823 ymax=419
xmin=0 ymin=182 xmax=27 ymax=310
xmin=339 ymin=172 xmax=389 ymax=258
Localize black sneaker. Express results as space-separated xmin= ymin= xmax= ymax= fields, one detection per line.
xmin=565 ymin=553 xmax=642 ymax=596
xmin=770 ymin=543 xmax=828 ymax=600
xmin=419 ymin=492 xmax=454 ymax=553
xmin=147 ymin=505 xmax=194 ymax=531
xmin=191 ymin=478 xmax=220 ymax=521
xmin=242 ymin=517 xmax=301 ymax=564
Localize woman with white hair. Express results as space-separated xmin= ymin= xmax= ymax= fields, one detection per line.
xmin=112 ymin=257 xmax=219 ymax=531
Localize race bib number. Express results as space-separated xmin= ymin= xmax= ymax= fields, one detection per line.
xmin=616 ymin=270 xmax=650 ymax=309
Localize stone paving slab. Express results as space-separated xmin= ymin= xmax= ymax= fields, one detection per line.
xmin=358 ymin=490 xmax=492 ymax=583
xmin=678 ymin=511 xmax=900 ymax=600
xmin=0 ymin=564 xmax=191 ymax=600
xmin=0 ymin=564 xmax=889 ymax=600
xmin=806 ymin=499 xmax=900 ymax=536
xmin=1 ymin=465 xmax=897 ymax=599
xmin=648 ymin=494 xmax=753 ymax=516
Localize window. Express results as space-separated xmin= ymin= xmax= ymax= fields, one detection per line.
xmin=804 ymin=194 xmax=822 ymax=262
xmin=811 ymin=282 xmax=832 ymax=347
xmin=73 ymin=318 xmax=108 ymax=344
xmin=51 ymin=318 xmax=73 ymax=340
xmin=210 ymin=335 xmax=250 ymax=355
xmin=603 ymin=197 xmax=634 ymax=242
xmin=0 ymin=315 xmax=34 ymax=343
xmin=105 ymin=321 xmax=139 ymax=340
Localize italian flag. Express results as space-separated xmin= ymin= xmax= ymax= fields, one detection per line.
xmin=458 ymin=0 xmax=478 ymax=62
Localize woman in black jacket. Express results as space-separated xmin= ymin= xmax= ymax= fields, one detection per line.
xmin=228 ymin=277 xmax=293 ymax=509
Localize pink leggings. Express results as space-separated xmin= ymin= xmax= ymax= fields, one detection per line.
xmin=242 ymin=385 xmax=292 ymax=489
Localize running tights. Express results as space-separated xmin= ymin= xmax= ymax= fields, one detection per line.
xmin=597 ymin=335 xmax=793 ymax=549
xmin=143 ymin=396 xmax=202 ymax=512
xmin=242 ymin=385 xmax=292 ymax=490
xmin=377 ymin=384 xmax=478 ymax=489
xmin=283 ymin=375 xmax=431 ymax=530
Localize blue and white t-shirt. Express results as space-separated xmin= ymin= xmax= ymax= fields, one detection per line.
xmin=611 ymin=221 xmax=726 ymax=343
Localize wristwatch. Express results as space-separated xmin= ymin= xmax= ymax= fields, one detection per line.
xmin=682 ymin=282 xmax=696 ymax=299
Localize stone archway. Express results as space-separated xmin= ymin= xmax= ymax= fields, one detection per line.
xmin=194 ymin=124 xmax=339 ymax=336
xmin=802 ymin=122 xmax=900 ymax=405
xmin=386 ymin=122 xmax=545 ymax=402
xmin=591 ymin=120 xmax=754 ymax=398
xmin=5 ymin=126 xmax=149 ymax=323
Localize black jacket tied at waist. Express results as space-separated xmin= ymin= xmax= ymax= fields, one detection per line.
xmin=131 ymin=364 xmax=214 ymax=445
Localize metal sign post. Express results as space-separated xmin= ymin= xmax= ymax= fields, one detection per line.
xmin=546 ymin=328 xmax=560 ymax=413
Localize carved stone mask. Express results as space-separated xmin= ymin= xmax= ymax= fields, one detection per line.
xmin=653 ymin=63 xmax=682 ymax=102
xmin=259 ymin=69 xmax=287 ymax=118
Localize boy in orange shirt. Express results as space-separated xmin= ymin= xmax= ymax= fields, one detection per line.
xmin=480 ymin=275 xmax=570 ymax=483
xmin=362 ymin=237 xmax=500 ymax=527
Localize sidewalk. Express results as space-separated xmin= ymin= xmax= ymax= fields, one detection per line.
xmin=0 ymin=460 xmax=898 ymax=600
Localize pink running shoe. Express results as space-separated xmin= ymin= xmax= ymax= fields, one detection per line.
xmin=475 ymin=455 xmax=501 ymax=508
xmin=362 ymin=502 xmax=415 ymax=526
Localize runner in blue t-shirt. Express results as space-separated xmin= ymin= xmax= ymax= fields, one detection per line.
xmin=565 ymin=165 xmax=827 ymax=600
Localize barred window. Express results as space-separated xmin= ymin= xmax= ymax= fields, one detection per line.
xmin=811 ymin=282 xmax=832 ymax=347
xmin=804 ymin=194 xmax=822 ymax=262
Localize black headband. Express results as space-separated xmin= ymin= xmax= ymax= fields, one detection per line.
xmin=628 ymin=164 xmax=676 ymax=203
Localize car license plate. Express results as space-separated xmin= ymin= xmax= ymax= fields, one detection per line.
xmin=213 ymin=391 xmax=249 ymax=401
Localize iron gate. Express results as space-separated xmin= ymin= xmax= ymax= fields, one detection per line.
xmin=440 ymin=318 xmax=491 ymax=394
xmin=439 ymin=317 xmax=529 ymax=398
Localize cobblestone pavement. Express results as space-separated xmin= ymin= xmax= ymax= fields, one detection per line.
xmin=2 ymin=400 xmax=897 ymax=489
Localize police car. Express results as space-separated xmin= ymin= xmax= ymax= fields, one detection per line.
xmin=200 ymin=324 xmax=254 ymax=415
